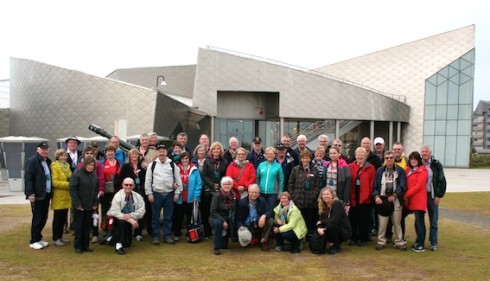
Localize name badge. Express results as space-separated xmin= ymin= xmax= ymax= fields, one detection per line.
xmin=356 ymin=179 xmax=360 ymax=185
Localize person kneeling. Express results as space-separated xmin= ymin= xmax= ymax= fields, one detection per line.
xmin=273 ymin=192 xmax=307 ymax=253
xmin=107 ymin=177 xmax=146 ymax=255
xmin=313 ymin=187 xmax=352 ymax=255
xmin=236 ymin=184 xmax=274 ymax=251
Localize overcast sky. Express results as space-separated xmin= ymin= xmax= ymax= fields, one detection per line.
xmin=1 ymin=0 xmax=488 ymax=108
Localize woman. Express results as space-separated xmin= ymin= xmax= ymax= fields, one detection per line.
xmin=348 ymin=147 xmax=375 ymax=246
xmin=226 ymin=147 xmax=256 ymax=200
xmin=120 ymin=148 xmax=146 ymax=241
xmin=273 ymin=191 xmax=307 ymax=253
xmin=287 ymin=150 xmax=320 ymax=234
xmin=316 ymin=187 xmax=352 ymax=254
xmin=312 ymin=146 xmax=327 ymax=186
xmin=107 ymin=177 xmax=146 ymax=255
xmin=323 ymin=146 xmax=351 ymax=205
xmin=173 ymin=151 xmax=202 ymax=241
xmin=169 ymin=141 xmax=182 ymax=164
xmin=50 ymin=149 xmax=72 ymax=246
xmin=77 ymin=147 xmax=105 ymax=243
xmin=100 ymin=145 xmax=122 ymax=238
xmin=256 ymin=147 xmax=284 ymax=210
xmin=209 ymin=176 xmax=237 ymax=255
xmin=404 ymin=151 xmax=428 ymax=252
xmin=192 ymin=144 xmax=207 ymax=173
xmin=69 ymin=157 xmax=98 ymax=254
xmin=201 ymin=142 xmax=229 ymax=238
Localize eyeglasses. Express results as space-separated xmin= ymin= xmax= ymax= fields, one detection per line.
xmin=333 ymin=144 xmax=342 ymax=147
xmin=385 ymin=157 xmax=394 ymax=159
xmin=123 ymin=184 xmax=134 ymax=187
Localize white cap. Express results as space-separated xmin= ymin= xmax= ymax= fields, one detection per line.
xmin=238 ymin=227 xmax=252 ymax=247
xmin=374 ymin=137 xmax=385 ymax=145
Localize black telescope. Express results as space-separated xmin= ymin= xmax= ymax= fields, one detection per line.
xmin=88 ymin=124 xmax=135 ymax=152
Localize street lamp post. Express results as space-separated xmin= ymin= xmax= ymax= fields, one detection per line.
xmin=156 ymin=75 xmax=166 ymax=88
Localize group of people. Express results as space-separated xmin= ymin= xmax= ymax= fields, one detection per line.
xmin=24 ymin=131 xmax=446 ymax=256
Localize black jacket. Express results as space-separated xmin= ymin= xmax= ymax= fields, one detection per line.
xmin=69 ymin=168 xmax=98 ymax=210
xmin=235 ymin=196 xmax=272 ymax=229
xmin=319 ymin=200 xmax=351 ymax=240
xmin=201 ymin=157 xmax=229 ymax=194
xmin=24 ymin=153 xmax=52 ymax=200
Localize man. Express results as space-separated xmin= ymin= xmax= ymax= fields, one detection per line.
xmin=110 ymin=136 xmax=126 ymax=166
xmin=421 ymin=145 xmax=446 ymax=251
xmin=235 ymin=184 xmax=274 ymax=251
xmin=372 ymin=151 xmax=407 ymax=251
xmin=224 ymin=136 xmax=239 ymax=164
xmin=374 ymin=137 xmax=385 ymax=163
xmin=66 ymin=136 xmax=82 ymax=172
xmin=169 ymin=132 xmax=193 ymax=155
xmin=25 ymin=141 xmax=52 ymax=250
xmin=199 ymin=134 xmax=210 ymax=152
xmin=137 ymin=133 xmax=157 ymax=169
xmin=145 ymin=142 xmax=182 ymax=246
xmin=293 ymin=135 xmax=313 ymax=160
xmin=392 ymin=143 xmax=408 ymax=170
xmin=90 ymin=141 xmax=105 ymax=160
xmin=246 ymin=136 xmax=265 ymax=169
xmin=361 ymin=137 xmax=382 ymax=170
xmin=275 ymin=143 xmax=294 ymax=192
xmin=281 ymin=135 xmax=299 ymax=165
xmin=332 ymin=138 xmax=348 ymax=161
xmin=148 ymin=132 xmax=158 ymax=148
xmin=318 ymin=134 xmax=331 ymax=161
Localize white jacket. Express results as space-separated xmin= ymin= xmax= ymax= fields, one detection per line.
xmin=107 ymin=189 xmax=146 ymax=221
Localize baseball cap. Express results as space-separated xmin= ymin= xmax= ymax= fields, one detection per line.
xmin=275 ymin=143 xmax=286 ymax=150
xmin=374 ymin=137 xmax=385 ymax=145
xmin=238 ymin=227 xmax=252 ymax=247
xmin=253 ymin=136 xmax=262 ymax=144
xmin=156 ymin=141 xmax=166 ymax=150
xmin=37 ymin=141 xmax=49 ymax=148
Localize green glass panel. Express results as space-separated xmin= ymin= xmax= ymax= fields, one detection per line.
xmin=459 ymin=82 xmax=472 ymax=104
xmin=436 ymin=81 xmax=448 ymax=104
xmin=447 ymin=105 xmax=458 ymax=120
xmin=425 ymin=83 xmax=436 ymax=105
xmin=444 ymin=136 xmax=457 ymax=166
xmin=424 ymin=105 xmax=436 ymax=120
xmin=446 ymin=120 xmax=458 ymax=135
xmin=438 ymin=67 xmax=449 ymax=79
xmin=449 ymin=60 xmax=460 ymax=71
xmin=424 ymin=120 xmax=435 ymax=135
xmin=436 ymin=105 xmax=447 ymax=119
xmin=458 ymin=105 xmax=472 ymax=119
xmin=435 ymin=120 xmax=446 ymax=135
xmin=434 ymin=136 xmax=446 ymax=160
xmin=447 ymin=82 xmax=459 ymax=104
xmin=427 ymin=74 xmax=437 ymax=86
xmin=458 ymin=119 xmax=471 ymax=135
xmin=461 ymin=65 xmax=474 ymax=77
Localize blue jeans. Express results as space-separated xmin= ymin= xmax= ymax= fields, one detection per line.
xmin=413 ymin=210 xmax=426 ymax=247
xmin=211 ymin=218 xmax=229 ymax=250
xmin=261 ymin=194 xmax=278 ymax=212
xmin=151 ymin=192 xmax=174 ymax=240
xmin=427 ymin=193 xmax=439 ymax=246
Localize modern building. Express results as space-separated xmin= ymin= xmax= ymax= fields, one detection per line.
xmin=7 ymin=25 xmax=475 ymax=167
xmin=472 ymin=100 xmax=490 ymax=154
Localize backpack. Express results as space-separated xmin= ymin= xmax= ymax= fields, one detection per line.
xmin=150 ymin=160 xmax=176 ymax=190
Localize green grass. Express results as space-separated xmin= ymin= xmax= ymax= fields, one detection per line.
xmin=1 ymin=195 xmax=489 ymax=281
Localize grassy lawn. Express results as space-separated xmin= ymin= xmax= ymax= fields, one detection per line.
xmin=1 ymin=193 xmax=489 ymax=281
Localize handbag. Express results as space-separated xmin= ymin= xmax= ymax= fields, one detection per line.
xmin=308 ymin=233 xmax=327 ymax=254
xmin=187 ymin=200 xmax=205 ymax=243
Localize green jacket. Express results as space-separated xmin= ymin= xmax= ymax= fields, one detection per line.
xmin=273 ymin=202 xmax=307 ymax=240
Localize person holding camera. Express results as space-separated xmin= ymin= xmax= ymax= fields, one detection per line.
xmin=372 ymin=151 xmax=407 ymax=251
xmin=235 ymin=184 xmax=274 ymax=251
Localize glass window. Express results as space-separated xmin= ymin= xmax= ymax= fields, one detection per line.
xmin=434 ymin=136 xmax=446 ymax=160
xmin=458 ymin=120 xmax=471 ymax=136
xmin=458 ymin=105 xmax=472 ymax=120
xmin=446 ymin=120 xmax=458 ymax=135
xmin=436 ymin=81 xmax=448 ymax=104
xmin=424 ymin=121 xmax=435 ymax=135
xmin=424 ymin=105 xmax=436 ymax=120
xmin=436 ymin=105 xmax=447 ymax=120
xmin=459 ymin=82 xmax=472 ymax=104
xmin=444 ymin=136 xmax=457 ymax=166
xmin=457 ymin=136 xmax=470 ymax=167
xmin=423 ymin=136 xmax=434 ymax=149
xmin=425 ymin=83 xmax=436 ymax=105
xmin=447 ymin=105 xmax=458 ymax=120
xmin=435 ymin=120 xmax=446 ymax=135
xmin=447 ymin=82 xmax=459 ymax=104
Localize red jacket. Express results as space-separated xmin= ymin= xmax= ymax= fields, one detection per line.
xmin=226 ymin=161 xmax=256 ymax=200
xmin=404 ymin=165 xmax=428 ymax=212
xmin=349 ymin=162 xmax=375 ymax=207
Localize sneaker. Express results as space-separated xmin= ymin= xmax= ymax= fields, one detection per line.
xmin=173 ymin=236 xmax=181 ymax=242
xmin=136 ymin=235 xmax=143 ymax=241
xmin=397 ymin=244 xmax=407 ymax=251
xmin=29 ymin=242 xmax=44 ymax=250
xmin=328 ymin=246 xmax=340 ymax=255
xmin=375 ymin=244 xmax=385 ymax=250
xmin=412 ymin=245 xmax=426 ymax=252
xmin=91 ymin=236 xmax=99 ymax=244
xmin=214 ymin=249 xmax=221 ymax=255
xmin=348 ymin=240 xmax=358 ymax=246
xmin=430 ymin=244 xmax=438 ymax=251
xmin=59 ymin=238 xmax=70 ymax=243
xmin=274 ymin=246 xmax=282 ymax=251
xmin=260 ymin=241 xmax=269 ymax=251
xmin=54 ymin=239 xmax=66 ymax=246
xmin=152 ymin=238 xmax=160 ymax=246
xmin=164 ymin=237 xmax=175 ymax=245
xmin=38 ymin=240 xmax=49 ymax=247
xmin=358 ymin=241 xmax=368 ymax=247
xmin=290 ymin=248 xmax=301 ymax=253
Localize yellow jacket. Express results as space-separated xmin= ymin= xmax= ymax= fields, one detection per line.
xmin=273 ymin=201 xmax=307 ymax=240
xmin=51 ymin=160 xmax=72 ymax=210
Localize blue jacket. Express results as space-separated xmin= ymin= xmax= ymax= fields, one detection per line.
xmin=256 ymin=161 xmax=284 ymax=195
xmin=235 ymin=196 xmax=272 ymax=229
xmin=177 ymin=165 xmax=202 ymax=204
xmin=246 ymin=149 xmax=265 ymax=169
xmin=372 ymin=165 xmax=406 ymax=200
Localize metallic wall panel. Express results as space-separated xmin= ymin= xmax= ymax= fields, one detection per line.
xmin=193 ymin=48 xmax=410 ymax=122
xmin=9 ymin=58 xmax=157 ymax=149
xmin=314 ymin=25 xmax=475 ymax=159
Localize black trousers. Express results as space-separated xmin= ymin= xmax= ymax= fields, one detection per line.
xmin=348 ymin=203 xmax=371 ymax=242
xmin=52 ymin=208 xmax=68 ymax=241
xmin=113 ymin=218 xmax=133 ymax=247
xmin=172 ymin=202 xmax=193 ymax=237
xmin=299 ymin=207 xmax=319 ymax=234
xmin=73 ymin=209 xmax=92 ymax=250
xmin=30 ymin=193 xmax=51 ymax=244
xmin=201 ymin=193 xmax=213 ymax=237
xmin=322 ymin=224 xmax=347 ymax=247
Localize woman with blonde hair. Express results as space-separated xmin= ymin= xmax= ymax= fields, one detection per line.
xmin=51 ymin=149 xmax=72 ymax=246
xmin=315 ymin=187 xmax=352 ymax=254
